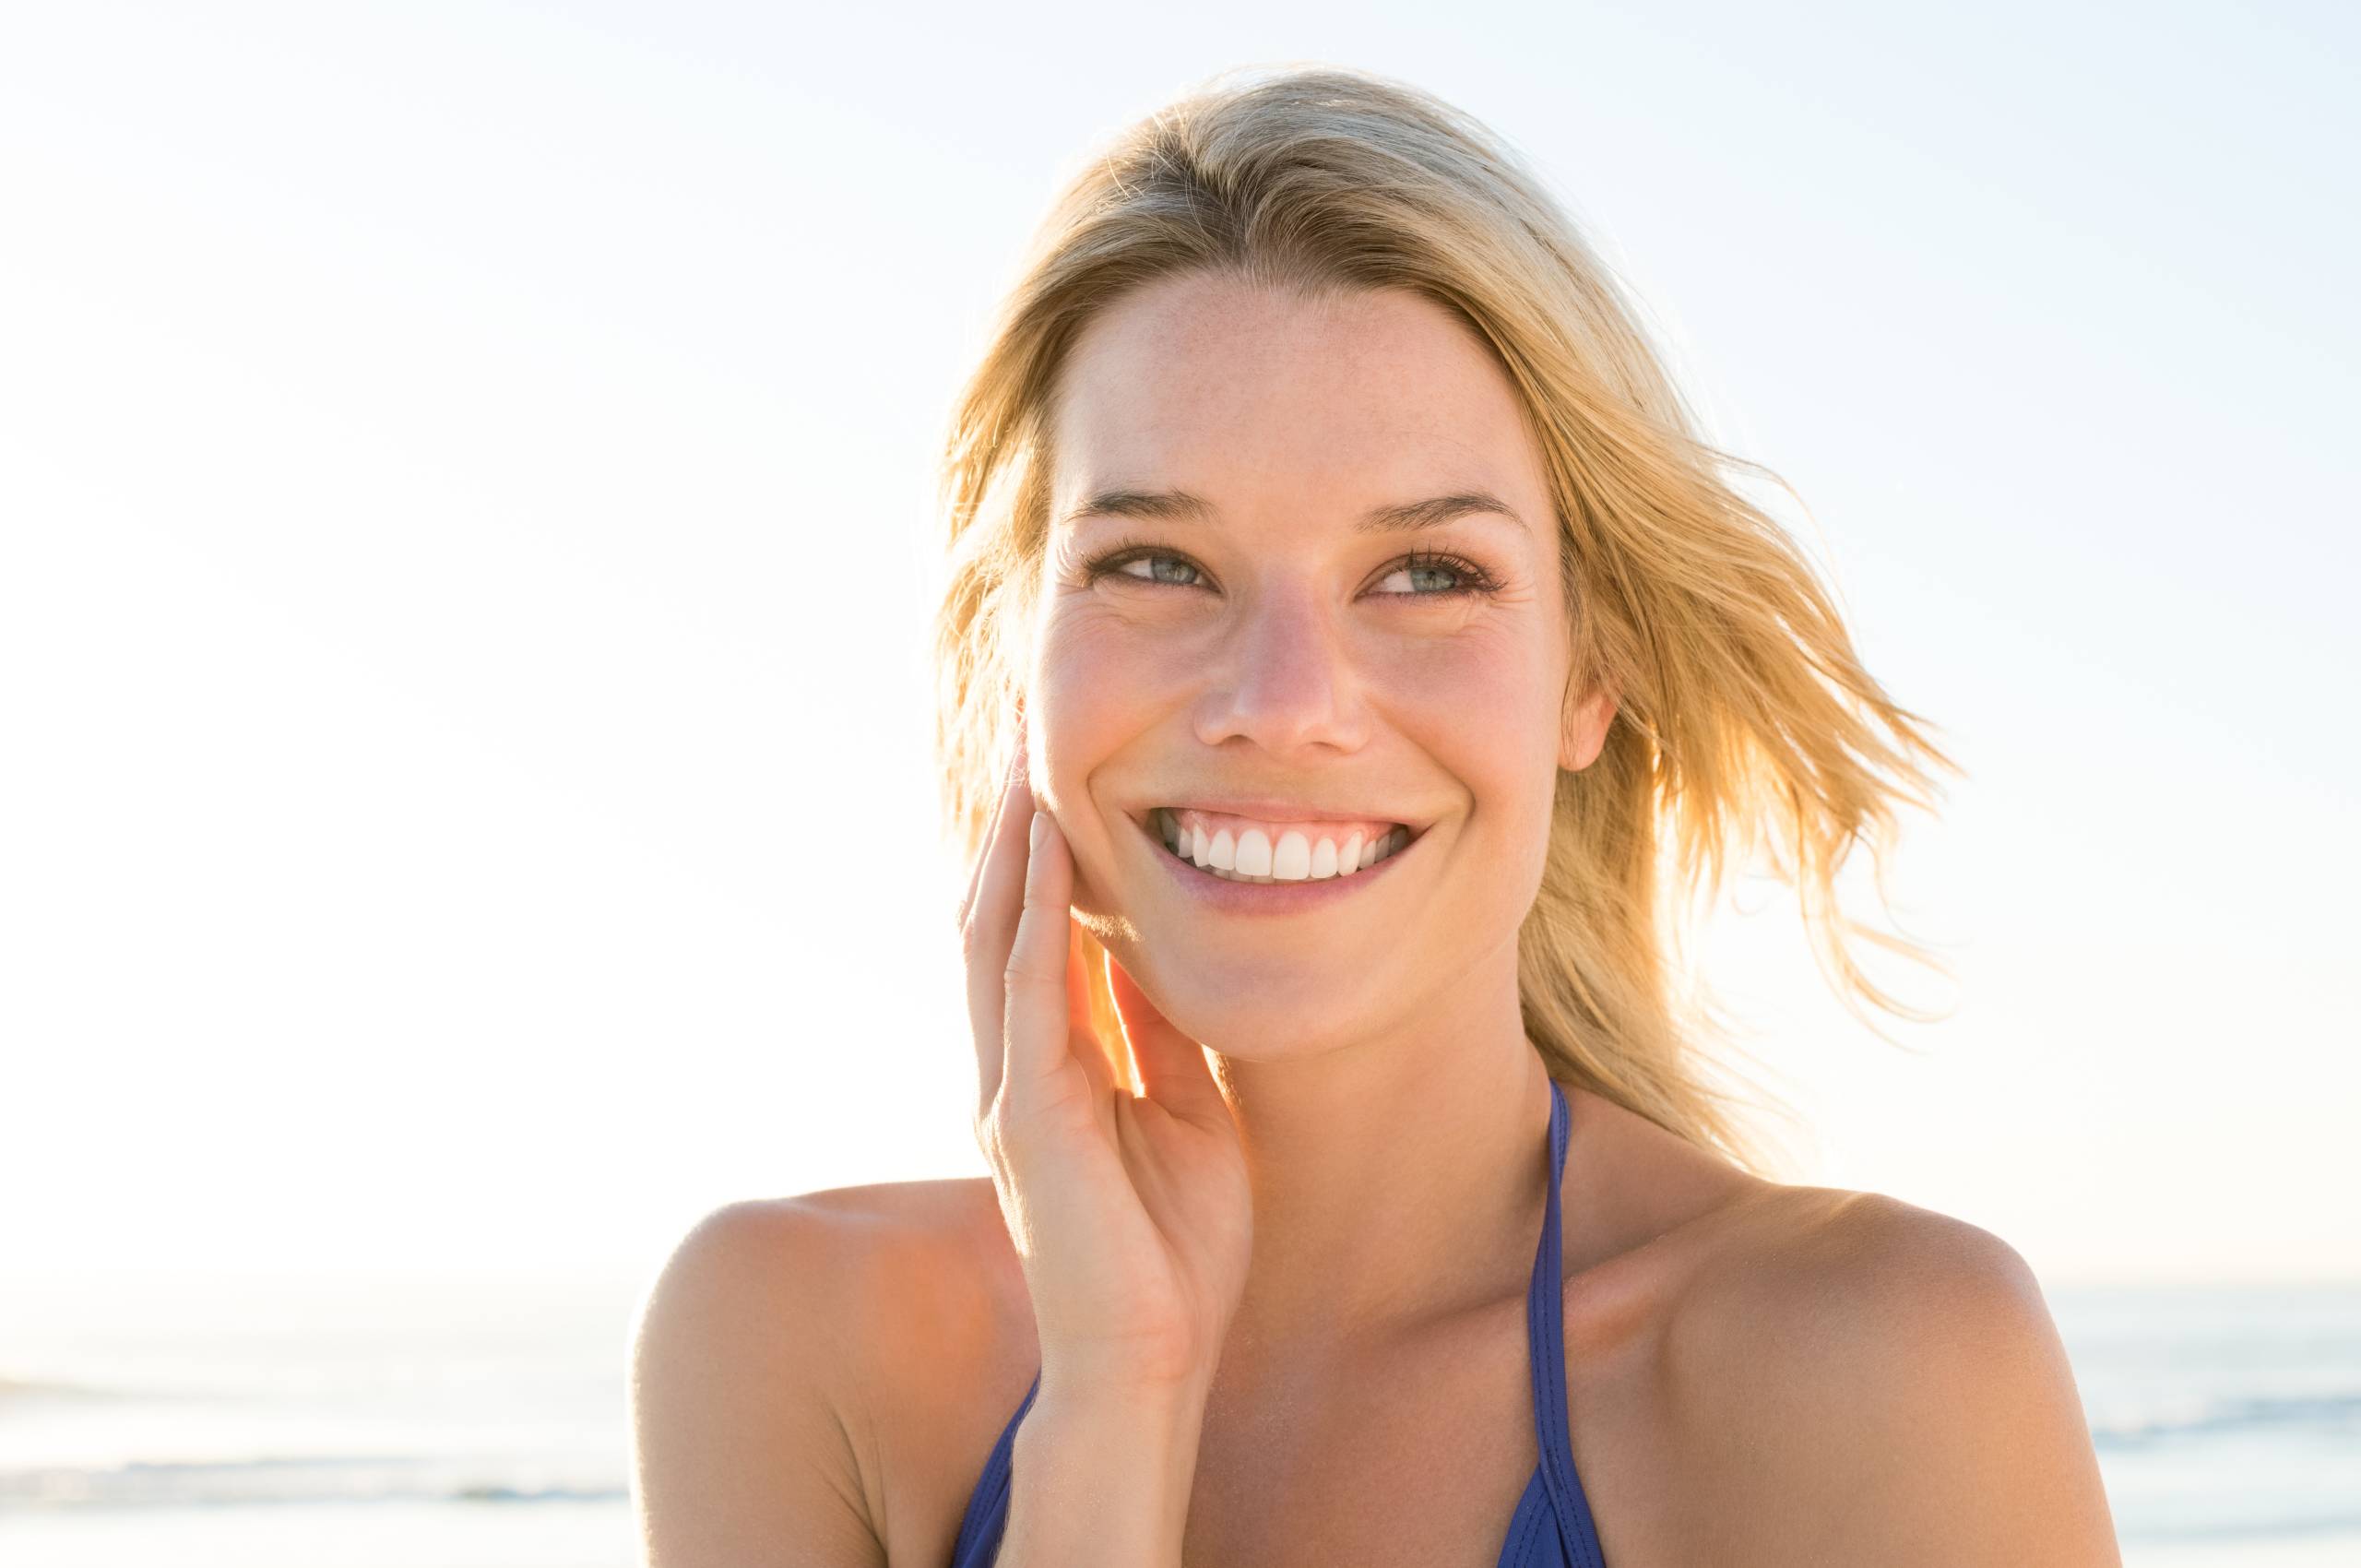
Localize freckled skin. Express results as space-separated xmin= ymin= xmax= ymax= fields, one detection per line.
xmin=1027 ymin=271 xmax=1614 ymax=1063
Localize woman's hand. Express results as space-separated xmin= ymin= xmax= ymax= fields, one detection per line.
xmin=958 ymin=726 xmax=1252 ymax=1397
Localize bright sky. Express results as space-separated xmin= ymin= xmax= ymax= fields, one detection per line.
xmin=3 ymin=1 xmax=2354 ymax=1292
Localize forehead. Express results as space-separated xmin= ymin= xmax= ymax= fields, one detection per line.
xmin=1049 ymin=274 xmax=1548 ymax=520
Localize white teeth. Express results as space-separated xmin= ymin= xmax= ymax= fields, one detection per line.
xmin=1271 ymin=830 xmax=1311 ymax=881
xmin=1308 ymin=836 xmax=1338 ymax=879
xmin=1151 ymin=810 xmax=1410 ymax=885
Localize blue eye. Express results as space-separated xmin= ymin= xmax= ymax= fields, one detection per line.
xmin=1097 ymin=551 xmax=1202 ymax=588
xmin=1081 ymin=540 xmax=1499 ymax=600
xmin=1377 ymin=558 xmax=1478 ymax=596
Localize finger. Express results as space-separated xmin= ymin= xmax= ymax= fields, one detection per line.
xmin=1106 ymin=955 xmax=1225 ymax=1123
xmin=966 ymin=767 xmax=1036 ymax=1116
xmin=1066 ymin=918 xmax=1121 ymax=1102
xmin=1000 ymin=807 xmax=1079 ymax=1102
xmin=955 ymin=717 xmax=1028 ymax=934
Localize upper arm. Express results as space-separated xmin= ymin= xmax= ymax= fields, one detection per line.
xmin=1675 ymin=1194 xmax=2121 ymax=1566
xmin=629 ymin=1199 xmax=888 ymax=1568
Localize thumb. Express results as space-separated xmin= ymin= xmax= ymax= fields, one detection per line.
xmin=1064 ymin=917 xmax=1122 ymax=1101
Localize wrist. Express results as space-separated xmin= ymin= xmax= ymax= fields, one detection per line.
xmin=1008 ymin=1377 xmax=1209 ymax=1564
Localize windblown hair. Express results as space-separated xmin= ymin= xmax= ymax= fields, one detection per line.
xmin=930 ymin=64 xmax=1959 ymax=1170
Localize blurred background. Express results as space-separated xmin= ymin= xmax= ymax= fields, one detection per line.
xmin=3 ymin=1 xmax=2355 ymax=1563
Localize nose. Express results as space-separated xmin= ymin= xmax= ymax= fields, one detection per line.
xmin=1191 ymin=584 xmax=1369 ymax=756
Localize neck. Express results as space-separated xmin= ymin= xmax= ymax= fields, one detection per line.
xmin=1203 ymin=935 xmax=1557 ymax=1372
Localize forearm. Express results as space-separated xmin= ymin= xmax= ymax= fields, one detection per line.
xmin=1000 ymin=1377 xmax=1211 ymax=1567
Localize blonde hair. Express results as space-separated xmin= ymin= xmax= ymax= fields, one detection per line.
xmin=930 ymin=64 xmax=1959 ymax=1171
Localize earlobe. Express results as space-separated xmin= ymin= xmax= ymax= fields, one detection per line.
xmin=1559 ymin=682 xmax=1619 ymax=773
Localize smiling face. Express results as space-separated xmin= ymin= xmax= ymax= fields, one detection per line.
xmin=1026 ymin=270 xmax=1615 ymax=1059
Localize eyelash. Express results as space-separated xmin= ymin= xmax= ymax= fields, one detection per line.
xmin=1078 ymin=536 xmax=1503 ymax=600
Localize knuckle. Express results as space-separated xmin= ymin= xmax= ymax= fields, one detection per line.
xmin=1004 ymin=953 xmax=1058 ymax=989
xmin=974 ymin=1103 xmax=1011 ymax=1167
xmin=960 ymin=914 xmax=999 ymax=964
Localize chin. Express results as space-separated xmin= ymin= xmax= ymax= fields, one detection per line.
xmin=1127 ymin=955 xmax=1382 ymax=1054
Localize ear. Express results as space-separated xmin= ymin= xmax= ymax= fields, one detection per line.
xmin=1559 ymin=675 xmax=1619 ymax=773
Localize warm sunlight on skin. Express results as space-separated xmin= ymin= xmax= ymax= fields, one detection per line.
xmin=1031 ymin=274 xmax=1617 ymax=1067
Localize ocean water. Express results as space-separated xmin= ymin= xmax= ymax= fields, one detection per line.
xmin=0 ymin=1271 xmax=2353 ymax=1565
xmin=0 ymin=1271 xmax=640 ymax=1567
xmin=2053 ymin=1285 xmax=2361 ymax=1563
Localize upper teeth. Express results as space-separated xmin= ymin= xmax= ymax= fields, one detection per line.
xmin=1152 ymin=808 xmax=1409 ymax=883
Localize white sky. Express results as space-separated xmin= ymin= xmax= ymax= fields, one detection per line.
xmin=2 ymin=1 xmax=2354 ymax=1291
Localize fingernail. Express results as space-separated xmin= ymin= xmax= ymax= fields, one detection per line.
xmin=1029 ymin=811 xmax=1049 ymax=849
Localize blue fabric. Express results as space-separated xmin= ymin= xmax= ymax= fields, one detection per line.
xmin=946 ymin=1076 xmax=1608 ymax=1567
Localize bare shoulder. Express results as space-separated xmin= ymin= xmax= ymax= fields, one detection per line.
xmin=1658 ymin=1186 xmax=2121 ymax=1564
xmin=629 ymin=1178 xmax=1026 ymax=1567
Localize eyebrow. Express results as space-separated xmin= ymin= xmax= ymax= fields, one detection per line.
xmin=1059 ymin=487 xmax=1526 ymax=535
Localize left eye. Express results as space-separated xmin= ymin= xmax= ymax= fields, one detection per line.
xmin=1375 ymin=560 xmax=1471 ymax=595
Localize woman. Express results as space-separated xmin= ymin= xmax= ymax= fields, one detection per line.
xmin=631 ymin=65 xmax=2119 ymax=1566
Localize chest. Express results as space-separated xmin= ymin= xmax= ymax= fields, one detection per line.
xmin=1152 ymin=1302 xmax=1740 ymax=1568
xmin=885 ymin=1256 xmax=1733 ymax=1568
xmin=1179 ymin=1309 xmax=1546 ymax=1568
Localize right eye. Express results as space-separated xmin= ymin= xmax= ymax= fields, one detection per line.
xmin=1085 ymin=547 xmax=1204 ymax=588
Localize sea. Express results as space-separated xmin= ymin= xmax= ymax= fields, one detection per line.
xmin=0 ymin=1271 xmax=2353 ymax=1565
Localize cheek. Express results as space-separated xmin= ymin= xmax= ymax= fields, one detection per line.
xmin=1376 ymin=630 xmax=1567 ymax=877
xmin=1364 ymin=623 xmax=1560 ymax=751
xmin=1027 ymin=610 xmax=1180 ymax=895
xmin=1031 ymin=609 xmax=1179 ymax=748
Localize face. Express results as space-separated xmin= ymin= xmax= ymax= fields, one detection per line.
xmin=1026 ymin=271 xmax=1615 ymax=1059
